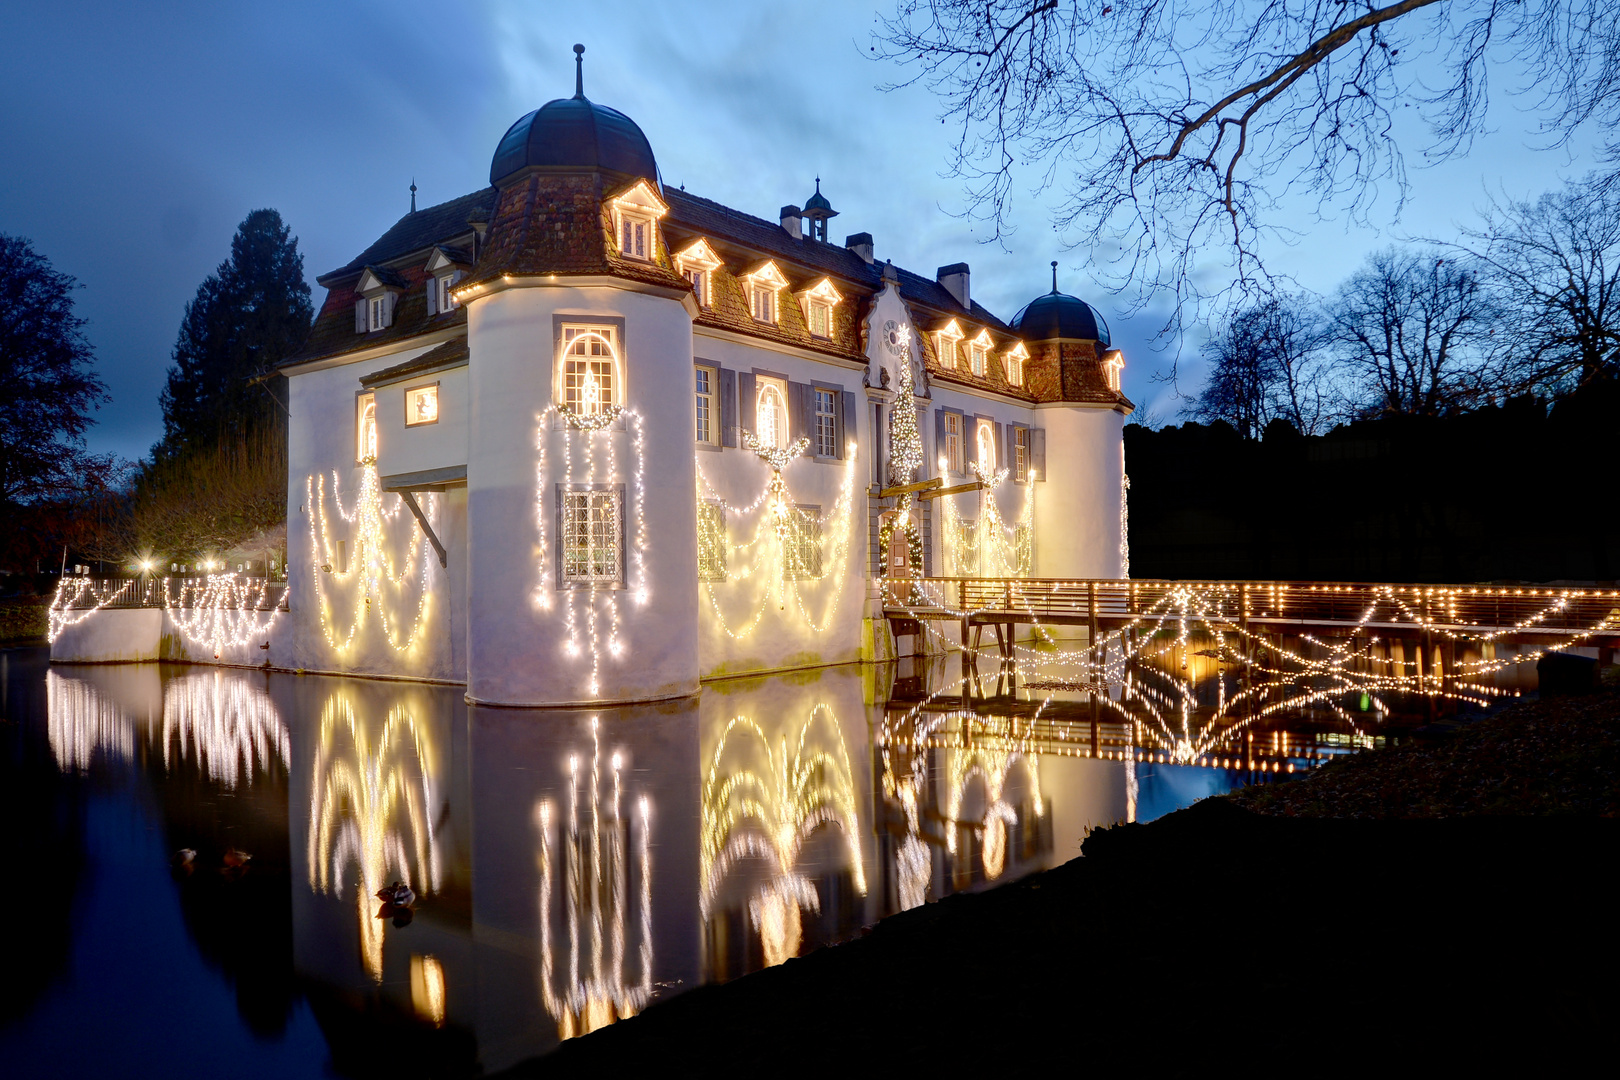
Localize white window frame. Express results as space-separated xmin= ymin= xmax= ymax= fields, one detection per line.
xmin=751 ymin=283 xmax=777 ymax=324
xmin=674 ymin=238 xmax=722 ymax=310
xmin=610 ymin=179 xmax=668 ymax=264
xmin=694 ymin=364 xmax=718 ymax=446
xmin=1013 ymin=426 xmax=1029 ymax=482
xmin=807 ymin=297 xmax=832 ymax=338
xmin=813 ymin=387 xmax=837 ymax=458
xmin=369 ymin=296 xmax=387 ymax=332
xmin=356 ymin=392 xmax=377 ymax=463
xmin=437 ymin=275 xmax=458 ymax=312
xmin=968 ymin=342 xmax=986 ymax=376
xmin=756 ymin=376 xmax=790 ymax=449
xmin=558 ymin=323 xmax=622 ymax=415
xmin=684 ymin=266 xmax=708 ymax=306
xmin=934 ymin=320 xmax=965 ymax=370
xmin=557 ymin=485 xmax=625 ymax=589
xmin=943 ymin=411 xmax=964 ymax=476
xmin=404 ymin=383 xmax=440 ymax=428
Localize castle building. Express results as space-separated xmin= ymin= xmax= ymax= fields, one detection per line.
xmin=278 ymin=50 xmax=1132 ymax=706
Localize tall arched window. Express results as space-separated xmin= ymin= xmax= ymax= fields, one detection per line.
xmin=975 ymin=419 xmax=996 ymax=473
xmin=757 ymin=380 xmax=789 ymax=448
xmin=559 ymin=325 xmax=620 ymax=414
xmin=356 ymin=393 xmax=377 ymax=462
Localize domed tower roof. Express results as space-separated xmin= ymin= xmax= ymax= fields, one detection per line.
xmin=803 ymin=177 xmax=835 ymax=216
xmin=489 ymin=45 xmax=659 ymax=187
xmin=1010 ymin=262 xmax=1111 ymax=345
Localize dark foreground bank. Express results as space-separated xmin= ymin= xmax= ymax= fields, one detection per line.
xmin=503 ymin=694 xmax=1620 ymax=1076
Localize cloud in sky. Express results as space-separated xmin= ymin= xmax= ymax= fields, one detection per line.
xmin=0 ymin=0 xmax=1608 ymax=461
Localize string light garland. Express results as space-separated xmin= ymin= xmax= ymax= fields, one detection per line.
xmin=49 ymin=574 xmax=285 ymax=658
xmin=700 ymin=705 xmax=867 ymax=967
xmin=535 ymin=717 xmax=653 ymax=1039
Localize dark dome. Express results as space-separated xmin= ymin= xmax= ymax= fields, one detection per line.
xmin=804 ymin=178 xmax=833 ymax=215
xmin=1009 ymin=289 xmax=1111 ymax=345
xmin=490 ymin=95 xmax=659 ymax=187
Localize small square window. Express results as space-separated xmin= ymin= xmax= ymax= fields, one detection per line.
xmin=405 ymin=385 xmax=439 ymax=427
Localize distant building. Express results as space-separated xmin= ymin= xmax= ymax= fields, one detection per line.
xmin=277 ymin=50 xmax=1132 ymax=705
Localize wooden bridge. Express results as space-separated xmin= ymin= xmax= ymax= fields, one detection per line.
xmin=883 ymin=577 xmax=1620 ymax=658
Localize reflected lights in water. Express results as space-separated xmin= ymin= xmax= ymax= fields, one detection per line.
xmin=307 ymin=693 xmax=441 ymax=981
xmin=534 ymin=717 xmax=652 ymax=1039
xmin=701 ymin=705 xmax=867 ymax=967
xmin=161 ymin=671 xmax=289 ymax=787
xmin=46 ymin=670 xmax=134 ymax=772
xmin=411 ymin=954 xmax=447 ymax=1026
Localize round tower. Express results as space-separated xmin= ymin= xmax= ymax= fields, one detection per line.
xmin=462 ymin=47 xmax=699 ymax=705
xmin=1009 ymin=264 xmax=1130 ymax=580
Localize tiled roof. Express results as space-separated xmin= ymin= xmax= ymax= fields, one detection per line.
xmin=359 ymin=336 xmax=468 ymax=387
xmin=317 ymin=188 xmax=498 ymax=284
xmin=289 ymin=179 xmax=1116 ymax=409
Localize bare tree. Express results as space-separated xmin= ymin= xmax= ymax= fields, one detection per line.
xmin=1330 ymin=247 xmax=1494 ymax=416
xmin=874 ymin=1 xmax=1620 ymax=332
xmin=1452 ymin=174 xmax=1620 ymax=395
xmin=1191 ymin=296 xmax=1331 ymax=436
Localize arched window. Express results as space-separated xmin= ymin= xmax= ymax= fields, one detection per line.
xmin=559 ymin=325 xmax=620 ymax=414
xmin=976 ymin=420 xmax=996 ymax=473
xmin=757 ymin=380 xmax=789 ymax=448
xmin=356 ymin=393 xmax=377 ymax=462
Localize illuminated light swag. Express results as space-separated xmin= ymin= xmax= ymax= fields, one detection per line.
xmin=701 ymin=705 xmax=867 ymax=967
xmin=306 ymin=454 xmax=435 ymax=654
xmin=695 ymin=432 xmax=859 ymax=638
xmin=48 ymin=574 xmax=284 ymax=658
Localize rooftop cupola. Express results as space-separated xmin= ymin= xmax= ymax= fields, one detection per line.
xmin=488 ymin=44 xmax=660 ymax=189
xmin=1010 ymin=260 xmax=1111 ymax=344
xmin=801 ymin=177 xmax=838 ymax=241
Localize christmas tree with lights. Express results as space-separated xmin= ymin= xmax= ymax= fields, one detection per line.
xmin=888 ymin=341 xmax=922 ymax=488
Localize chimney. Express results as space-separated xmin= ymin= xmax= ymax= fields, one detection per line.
xmin=845 ymin=232 xmax=874 ymax=264
xmin=780 ymin=205 xmax=803 ymax=240
xmin=937 ymin=262 xmax=970 ymax=309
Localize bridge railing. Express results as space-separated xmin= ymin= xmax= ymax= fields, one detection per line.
xmin=52 ymin=577 xmax=290 ymax=611
xmin=889 ymin=577 xmax=1620 ymax=634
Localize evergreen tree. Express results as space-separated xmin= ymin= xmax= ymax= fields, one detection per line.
xmin=0 ymin=235 xmax=109 ymax=508
xmin=156 ymin=210 xmax=311 ymax=459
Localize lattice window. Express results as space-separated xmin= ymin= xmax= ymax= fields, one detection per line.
xmin=356 ymin=393 xmax=376 ymax=461
xmin=790 ymin=506 xmax=823 ymax=579
xmin=1013 ymin=427 xmax=1028 ymax=482
xmin=559 ymin=487 xmax=624 ymax=587
xmin=943 ymin=412 xmax=964 ymax=475
xmin=697 ymin=502 xmax=727 ymax=582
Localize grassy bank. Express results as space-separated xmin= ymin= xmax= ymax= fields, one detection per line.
xmin=0 ymin=598 xmax=49 ymax=644
xmin=503 ymin=691 xmax=1620 ymax=1075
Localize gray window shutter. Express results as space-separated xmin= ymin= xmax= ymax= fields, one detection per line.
xmin=839 ymin=389 xmax=855 ymax=460
xmin=787 ymin=381 xmax=810 ymax=445
xmin=355 ymin=299 xmax=367 ymax=333
xmin=1032 ymin=428 xmax=1047 ymax=481
xmin=966 ymin=413 xmax=982 ymax=470
xmin=426 ymin=277 xmax=438 ymax=316
xmin=382 ymin=291 xmax=396 ymax=328
xmin=993 ymin=422 xmax=1003 ymax=469
xmin=738 ymin=372 xmax=757 ymax=439
xmin=720 ymin=368 xmax=737 ymax=447
xmin=1006 ymin=424 xmax=1018 ymax=479
xmin=934 ymin=408 xmax=946 ymax=474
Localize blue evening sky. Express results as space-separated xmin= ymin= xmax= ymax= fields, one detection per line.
xmin=1 ymin=1 xmax=1606 ymax=460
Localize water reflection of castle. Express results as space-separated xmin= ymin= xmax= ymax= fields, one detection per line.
xmin=41 ymin=660 xmax=1144 ymax=1072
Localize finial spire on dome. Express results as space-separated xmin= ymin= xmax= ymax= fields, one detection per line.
xmin=573 ymin=43 xmax=585 ymax=99
xmin=410 ymin=179 xmax=417 ymax=214
xmin=1051 ymin=260 xmax=1059 ymax=293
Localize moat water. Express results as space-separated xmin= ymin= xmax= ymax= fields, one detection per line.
xmin=0 ymin=642 xmax=1410 ymax=1076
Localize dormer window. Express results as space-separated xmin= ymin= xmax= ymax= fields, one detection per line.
xmin=934 ymin=319 xmax=964 ymax=369
xmin=796 ymin=278 xmax=842 ymax=340
xmin=744 ymin=261 xmax=789 ymax=325
xmin=1005 ymin=342 xmax=1029 ymax=386
xmin=968 ymin=329 xmax=993 ymax=377
xmin=424 ymin=248 xmax=466 ymax=316
xmin=609 ymin=179 xmax=669 ymax=263
xmin=354 ymin=267 xmax=401 ymax=335
xmin=673 ymin=238 xmax=723 ymax=309
xmin=1102 ymin=348 xmax=1124 ymax=392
